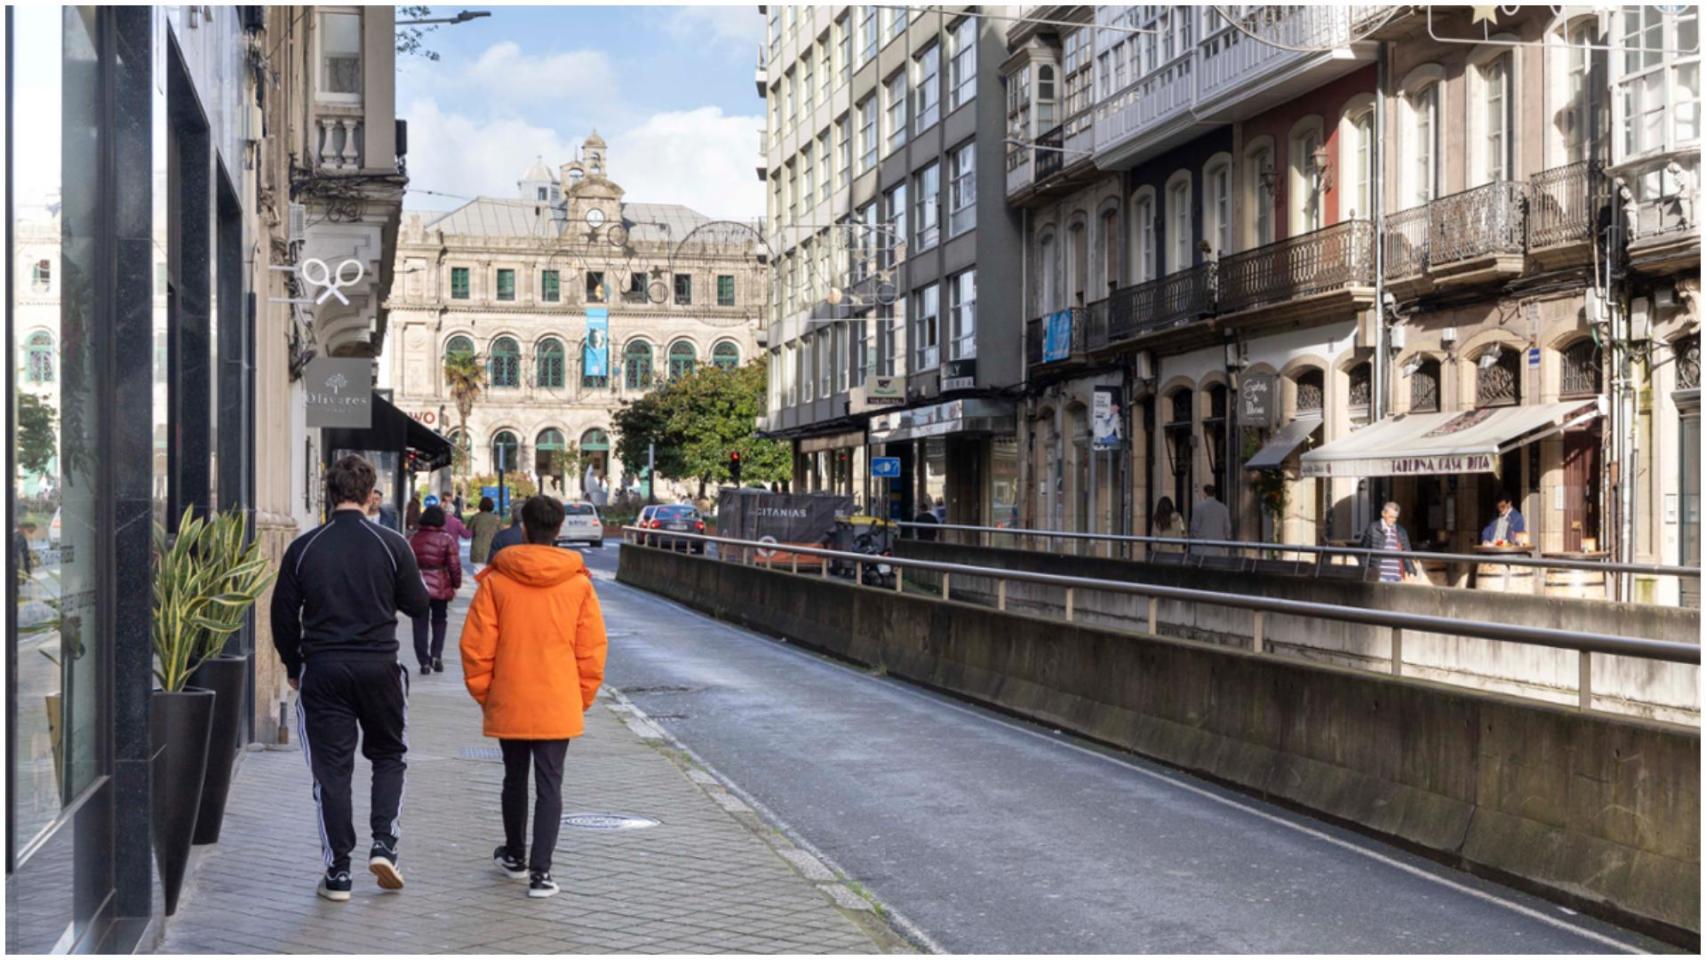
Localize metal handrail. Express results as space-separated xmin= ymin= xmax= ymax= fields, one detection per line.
xmin=619 ymin=527 xmax=1699 ymax=668
xmin=890 ymin=521 xmax=1701 ymax=579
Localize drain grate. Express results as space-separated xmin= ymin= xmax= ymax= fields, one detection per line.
xmin=459 ymin=746 xmax=503 ymax=762
xmin=562 ymin=812 xmax=660 ymax=831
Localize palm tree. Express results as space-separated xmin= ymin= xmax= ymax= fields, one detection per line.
xmin=443 ymin=348 xmax=486 ymax=492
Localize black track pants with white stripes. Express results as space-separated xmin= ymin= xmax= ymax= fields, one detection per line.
xmin=296 ymin=658 xmax=410 ymax=872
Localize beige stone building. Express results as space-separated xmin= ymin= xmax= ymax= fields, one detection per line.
xmin=383 ymin=134 xmax=766 ymax=503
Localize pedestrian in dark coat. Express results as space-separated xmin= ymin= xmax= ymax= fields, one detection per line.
xmin=409 ymin=506 xmax=463 ymax=674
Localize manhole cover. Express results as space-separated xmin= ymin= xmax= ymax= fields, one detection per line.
xmin=562 ymin=813 xmax=660 ymax=830
xmin=459 ymin=746 xmax=502 ymax=762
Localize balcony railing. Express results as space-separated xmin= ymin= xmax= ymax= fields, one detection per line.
xmin=1427 ymin=181 xmax=1527 ymax=266
xmin=1100 ymin=265 xmax=1217 ymax=347
xmin=1197 ymin=6 xmax=1353 ymax=107
xmin=1529 ymin=161 xmax=1602 ymax=249
xmin=1384 ymin=204 xmax=1430 ymax=280
xmin=1026 ymin=307 xmax=1088 ymax=367
xmin=1093 ymin=55 xmax=1193 ymax=157
xmin=1217 ymin=220 xmax=1375 ymax=315
xmin=314 ymin=111 xmax=365 ymax=171
xmin=1034 ymin=125 xmax=1065 ymax=181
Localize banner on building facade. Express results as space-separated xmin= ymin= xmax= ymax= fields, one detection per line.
xmin=1092 ymin=385 xmax=1123 ymax=450
xmin=583 ymin=308 xmax=610 ymax=378
xmin=1043 ymin=309 xmax=1073 ymax=362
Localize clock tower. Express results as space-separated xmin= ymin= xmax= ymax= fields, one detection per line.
xmin=560 ymin=129 xmax=623 ymax=241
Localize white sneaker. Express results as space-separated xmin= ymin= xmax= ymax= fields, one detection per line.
xmin=528 ymin=872 xmax=560 ymax=899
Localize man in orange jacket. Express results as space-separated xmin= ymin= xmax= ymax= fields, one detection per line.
xmin=459 ymin=495 xmax=608 ymax=899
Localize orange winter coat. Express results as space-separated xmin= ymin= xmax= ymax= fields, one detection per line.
xmin=459 ymin=545 xmax=608 ymax=739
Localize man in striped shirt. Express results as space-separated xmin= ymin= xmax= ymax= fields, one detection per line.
xmin=1359 ymin=501 xmax=1417 ymax=583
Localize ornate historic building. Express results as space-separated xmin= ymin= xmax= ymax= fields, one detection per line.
xmin=384 ymin=133 xmax=766 ymax=503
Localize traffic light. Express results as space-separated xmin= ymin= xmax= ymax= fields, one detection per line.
xmin=729 ymin=450 xmax=742 ymax=485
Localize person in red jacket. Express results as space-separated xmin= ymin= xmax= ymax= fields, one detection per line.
xmin=408 ymin=505 xmax=462 ymax=675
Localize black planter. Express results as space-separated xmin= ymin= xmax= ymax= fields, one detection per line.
xmin=150 ymin=687 xmax=214 ymax=917
xmin=188 ymin=656 xmax=247 ymax=845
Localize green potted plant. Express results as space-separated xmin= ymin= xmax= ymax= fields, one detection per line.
xmin=186 ymin=510 xmax=273 ymax=846
xmin=150 ymin=508 xmax=272 ymax=915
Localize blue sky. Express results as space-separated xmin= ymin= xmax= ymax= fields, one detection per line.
xmin=397 ymin=5 xmax=765 ymax=219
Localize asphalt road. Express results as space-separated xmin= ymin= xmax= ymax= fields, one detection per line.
xmin=576 ymin=544 xmax=1670 ymax=954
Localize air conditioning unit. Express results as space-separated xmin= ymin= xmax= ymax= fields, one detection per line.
xmin=288 ymin=203 xmax=306 ymax=243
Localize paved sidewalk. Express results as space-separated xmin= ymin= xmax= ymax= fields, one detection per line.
xmin=161 ymin=591 xmax=904 ymax=955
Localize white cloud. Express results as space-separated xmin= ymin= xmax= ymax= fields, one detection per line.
xmin=403 ymin=99 xmax=765 ymax=223
xmin=665 ymin=6 xmax=766 ymax=52
xmin=410 ymin=41 xmax=618 ymax=107
xmin=608 ymin=107 xmax=765 ymax=221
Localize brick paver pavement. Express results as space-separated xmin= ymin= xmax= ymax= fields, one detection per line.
xmin=161 ymin=590 xmax=908 ymax=955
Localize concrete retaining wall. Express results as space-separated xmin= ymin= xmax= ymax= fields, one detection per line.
xmin=893 ymin=540 xmax=1701 ymax=724
xmin=619 ymin=545 xmax=1701 ymax=941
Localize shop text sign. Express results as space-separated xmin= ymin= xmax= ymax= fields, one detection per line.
xmin=1305 ymin=452 xmax=1495 ymax=478
xmin=407 ymin=410 xmax=439 ymax=426
xmin=1388 ymin=454 xmax=1494 ymax=475
xmin=304 ymin=357 xmax=372 ymax=429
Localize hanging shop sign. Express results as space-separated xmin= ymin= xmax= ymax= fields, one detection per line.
xmin=304 ymin=356 xmax=373 ymax=429
xmin=1240 ymin=373 xmax=1275 ymax=425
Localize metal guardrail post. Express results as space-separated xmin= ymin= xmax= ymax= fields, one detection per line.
xmin=1065 ymin=587 xmax=1075 ymax=622
xmin=1580 ymin=652 xmax=1593 ymax=710
xmin=856 ymin=559 xmax=864 ymax=587
xmin=894 ymin=566 xmax=903 ymax=593
xmin=1252 ymin=611 xmax=1265 ymax=653
xmin=1391 ymin=628 xmax=1403 ymax=676
xmin=941 ymin=572 xmax=951 ymax=599
xmin=997 ymin=579 xmax=1007 ymax=611
xmin=791 ymin=554 xmax=798 ymax=574
xmin=1148 ymin=597 xmax=1158 ymax=635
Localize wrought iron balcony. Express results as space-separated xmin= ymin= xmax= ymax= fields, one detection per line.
xmin=1427 ymin=181 xmax=1527 ymax=266
xmin=1216 ymin=220 xmax=1375 ymax=316
xmin=1034 ymin=125 xmax=1065 ymax=181
xmin=1383 ymin=205 xmax=1430 ymax=281
xmin=1528 ymin=160 xmax=1602 ymax=250
xmin=1098 ymin=265 xmax=1217 ymax=348
xmin=1025 ymin=307 xmax=1088 ymax=369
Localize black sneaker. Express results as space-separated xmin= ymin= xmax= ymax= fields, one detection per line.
xmin=317 ymin=868 xmax=352 ymax=902
xmin=528 ymin=871 xmax=559 ymax=899
xmin=433 ymin=657 xmax=445 ymax=673
xmin=420 ymin=664 xmax=431 ymax=676
xmin=493 ymin=845 xmax=527 ymax=880
xmin=369 ymin=840 xmax=404 ymax=890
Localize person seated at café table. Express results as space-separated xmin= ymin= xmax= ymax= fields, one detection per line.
xmin=1480 ymin=495 xmax=1527 ymax=546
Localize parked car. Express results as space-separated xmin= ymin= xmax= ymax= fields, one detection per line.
xmin=555 ymin=501 xmax=603 ymax=549
xmin=633 ymin=504 xmax=660 ymax=544
xmin=643 ymin=504 xmax=706 ymax=553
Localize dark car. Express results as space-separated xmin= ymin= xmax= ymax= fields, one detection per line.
xmin=644 ymin=504 xmax=706 ymax=553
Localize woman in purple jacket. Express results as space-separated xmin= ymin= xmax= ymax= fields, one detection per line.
xmin=408 ymin=506 xmax=463 ymax=674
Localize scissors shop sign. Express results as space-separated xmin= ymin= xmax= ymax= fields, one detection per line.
xmin=270 ymin=257 xmax=367 ymax=306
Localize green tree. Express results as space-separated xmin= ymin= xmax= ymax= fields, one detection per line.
xmin=443 ymin=347 xmax=485 ymax=492
xmin=16 ymin=392 xmax=56 ymax=479
xmin=611 ymin=357 xmax=788 ymax=496
xmin=395 ymin=6 xmax=443 ymax=61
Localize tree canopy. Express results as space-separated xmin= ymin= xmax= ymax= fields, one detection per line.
xmin=612 ymin=357 xmax=789 ymax=490
xmin=16 ymin=392 xmax=56 ymax=479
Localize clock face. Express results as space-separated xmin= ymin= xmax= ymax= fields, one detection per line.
xmin=586 ymin=208 xmax=605 ymax=227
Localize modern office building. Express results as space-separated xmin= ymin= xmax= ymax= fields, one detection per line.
xmin=758 ymin=4 xmax=1025 ymax=524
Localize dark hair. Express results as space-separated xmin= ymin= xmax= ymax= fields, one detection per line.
xmin=1203 ymin=484 xmax=1219 ymax=500
xmin=1497 ymin=493 xmax=1514 ymax=505
xmin=1154 ymin=497 xmax=1176 ymax=527
xmin=327 ymin=455 xmax=377 ymax=507
xmin=419 ymin=506 xmax=446 ymax=528
xmin=479 ymin=496 xmax=495 ymax=513
xmin=521 ymin=496 xmax=565 ymax=544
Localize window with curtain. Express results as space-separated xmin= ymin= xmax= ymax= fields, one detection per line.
xmin=489 ymin=337 xmax=520 ymax=388
xmin=1247 ymin=147 xmax=1275 ymax=245
xmin=1205 ymin=161 xmax=1231 ymax=255
xmin=30 ymin=259 xmax=50 ymax=291
xmin=713 ymin=341 xmax=741 ymax=370
xmin=624 ymin=340 xmax=654 ymax=390
xmin=1295 ymin=127 xmax=1323 ymax=232
xmin=1350 ymin=109 xmax=1373 ymax=219
xmin=535 ymin=338 xmax=564 ymax=388
xmin=1483 ymin=54 xmax=1513 ymax=182
xmin=1167 ymin=177 xmax=1191 ymax=273
xmin=668 ymin=340 xmax=697 ymax=381
xmin=1132 ymin=193 xmax=1155 ymax=283
xmin=1408 ymin=83 xmax=1439 ymax=205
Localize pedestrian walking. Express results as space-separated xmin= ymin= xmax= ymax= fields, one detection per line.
xmin=912 ymin=496 xmax=939 ymax=541
xmin=1360 ymin=501 xmax=1418 ymax=583
xmin=271 ymin=455 xmax=431 ymax=902
xmin=409 ymin=505 xmax=462 ymax=675
xmin=404 ymin=492 xmax=422 ymax=534
xmin=488 ymin=510 xmax=526 ymax=560
xmin=468 ymin=496 xmax=503 ymax=565
xmin=1188 ymin=484 xmax=1232 ymax=556
xmin=1152 ymin=497 xmax=1186 ymax=552
xmin=460 ymin=496 xmax=608 ymax=900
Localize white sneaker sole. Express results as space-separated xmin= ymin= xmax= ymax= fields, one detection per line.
xmin=494 ymin=857 xmax=528 ymax=881
xmin=317 ymin=881 xmax=351 ymax=902
xmin=527 ymin=884 xmax=559 ymax=899
xmin=369 ymin=856 xmax=405 ymax=891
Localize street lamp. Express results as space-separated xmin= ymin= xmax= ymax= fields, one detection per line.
xmin=396 ymin=10 xmax=491 ymax=25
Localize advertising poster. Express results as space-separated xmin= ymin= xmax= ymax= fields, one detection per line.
xmin=583 ymin=307 xmax=610 ymax=378
xmin=1092 ymin=385 xmax=1123 ymax=450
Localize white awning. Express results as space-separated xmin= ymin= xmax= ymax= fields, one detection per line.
xmin=1245 ymin=416 xmax=1322 ymax=471
xmin=1299 ymin=399 xmax=1602 ymax=478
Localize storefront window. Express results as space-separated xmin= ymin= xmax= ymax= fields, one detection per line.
xmin=921 ymin=437 xmax=948 ymax=519
xmin=991 ymin=437 xmax=1020 ymax=528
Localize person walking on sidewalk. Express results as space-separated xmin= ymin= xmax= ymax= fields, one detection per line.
xmin=468 ymin=496 xmax=502 ymax=566
xmin=408 ymin=505 xmax=462 ymax=675
xmin=488 ymin=510 xmax=525 ymax=561
xmin=271 ymin=455 xmax=432 ymax=903
xmin=460 ymin=495 xmax=608 ymax=900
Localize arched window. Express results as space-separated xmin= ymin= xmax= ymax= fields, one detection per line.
xmin=1038 ymin=231 xmax=1057 ymax=312
xmin=1403 ymin=78 xmax=1441 ymax=206
xmin=1288 ymin=118 xmax=1325 ymax=234
xmin=1340 ymin=102 xmax=1375 ymax=220
xmin=1130 ymin=190 xmax=1155 ymax=283
xmin=1099 ymin=207 xmax=1120 ymax=291
xmin=1348 ymin=362 xmax=1372 ymax=425
xmin=1408 ymin=358 xmax=1441 ymax=413
xmin=535 ymin=428 xmax=566 ymax=478
xmin=1294 ymin=368 xmax=1325 ymax=415
xmin=492 ymin=430 xmax=520 ymax=472
xmin=25 ymin=331 xmax=53 ymax=384
xmin=1164 ymin=172 xmax=1192 ymax=274
xmin=489 ymin=337 xmax=520 ymax=388
xmin=1067 ymin=218 xmax=1088 ymax=305
xmin=1203 ymin=156 xmax=1232 ymax=256
xmin=1163 ymin=388 xmax=1194 ymax=512
xmin=668 ymin=341 xmax=697 ymax=382
xmin=1203 ymin=383 xmax=1229 ymax=480
xmin=1476 ymin=346 xmax=1522 ymax=407
xmin=624 ymin=340 xmax=654 ymax=390
xmin=579 ymin=428 xmax=611 ymax=484
xmin=1561 ymin=339 xmax=1602 ymax=397
xmin=1243 ymin=140 xmax=1275 ymax=247
xmin=536 ymin=338 xmax=565 ymax=389
xmin=1472 ymin=50 xmax=1515 ymax=183
xmin=445 ymin=334 xmax=475 ymax=361
xmin=712 ymin=341 xmax=741 ymax=370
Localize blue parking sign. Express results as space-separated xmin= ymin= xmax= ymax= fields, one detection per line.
xmin=871 ymin=456 xmax=901 ymax=478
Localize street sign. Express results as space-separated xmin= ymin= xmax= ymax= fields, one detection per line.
xmin=871 ymin=456 xmax=901 ymax=478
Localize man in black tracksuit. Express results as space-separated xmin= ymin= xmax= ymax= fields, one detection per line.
xmin=272 ymin=455 xmax=431 ymax=902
